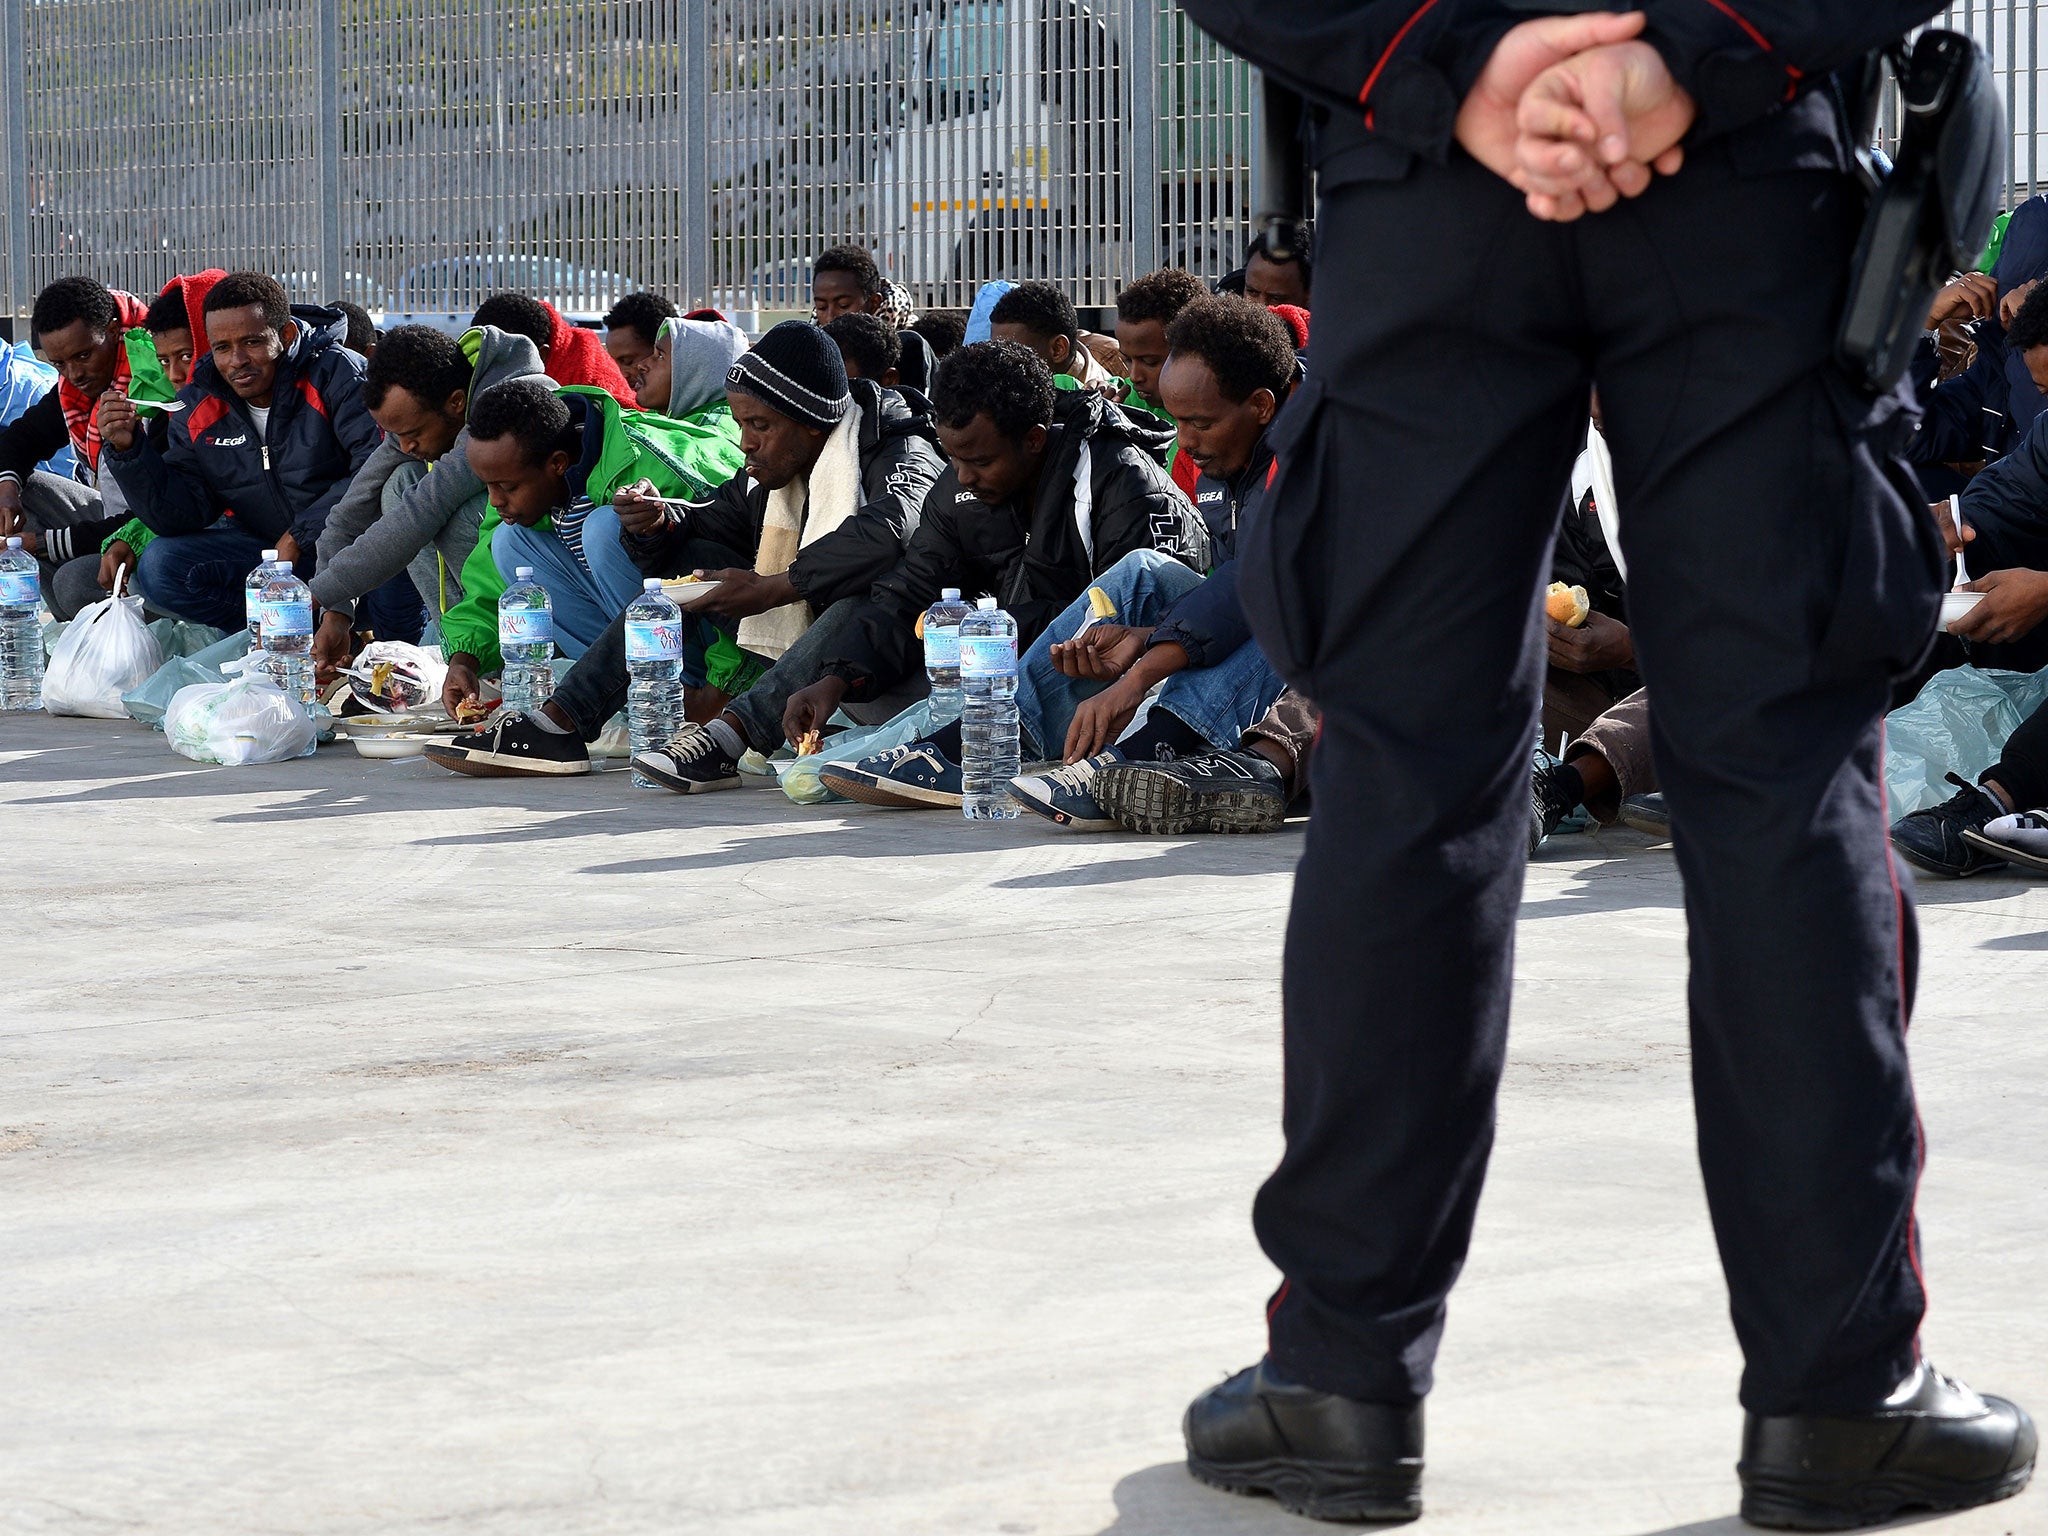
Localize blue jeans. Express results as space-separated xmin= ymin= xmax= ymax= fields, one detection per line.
xmin=1015 ymin=549 xmax=1287 ymax=757
xmin=138 ymin=521 xmax=425 ymax=640
xmin=493 ymin=506 xmax=648 ymax=660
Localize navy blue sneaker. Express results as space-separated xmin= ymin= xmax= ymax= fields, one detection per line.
xmin=820 ymin=741 xmax=964 ymax=809
xmin=1008 ymin=749 xmax=1123 ymax=831
xmin=1891 ymin=773 xmax=2009 ymax=877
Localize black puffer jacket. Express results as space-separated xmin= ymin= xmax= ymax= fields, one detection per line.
xmin=625 ymin=379 xmax=944 ymax=610
xmin=823 ymin=388 xmax=1209 ymax=697
xmin=107 ymin=305 xmax=379 ymax=551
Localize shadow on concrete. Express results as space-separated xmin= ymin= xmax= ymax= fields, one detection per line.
xmin=1089 ymin=1462 xmax=1326 ymax=1533
xmin=1979 ymin=928 xmax=2048 ymax=949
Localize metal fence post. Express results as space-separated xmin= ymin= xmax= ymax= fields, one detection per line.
xmin=1126 ymin=0 xmax=1160 ymax=283
xmin=317 ymin=0 xmax=344 ymax=299
xmin=682 ymin=1 xmax=710 ymax=307
xmin=4 ymin=0 xmax=29 ymax=323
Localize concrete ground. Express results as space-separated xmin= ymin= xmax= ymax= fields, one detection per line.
xmin=3 ymin=711 xmax=2044 ymax=1536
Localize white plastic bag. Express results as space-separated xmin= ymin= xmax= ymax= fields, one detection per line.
xmin=42 ymin=573 xmax=163 ymax=718
xmin=342 ymin=639 xmax=447 ymax=712
xmin=164 ymin=674 xmax=318 ymax=766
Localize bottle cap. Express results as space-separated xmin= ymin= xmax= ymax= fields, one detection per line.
xmin=4 ymin=536 xmax=18 ymax=549
xmin=942 ymin=587 xmax=961 ymax=601
xmin=645 ymin=578 xmax=662 ymax=590
xmin=977 ymin=596 xmax=997 ymax=609
xmin=515 ymin=566 xmax=534 ymax=580
xmin=262 ymin=549 xmax=279 ymax=561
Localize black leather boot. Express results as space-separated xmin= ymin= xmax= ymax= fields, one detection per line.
xmin=1183 ymin=1360 xmax=1423 ymax=1523
xmin=1739 ymin=1362 xmax=2036 ymax=1529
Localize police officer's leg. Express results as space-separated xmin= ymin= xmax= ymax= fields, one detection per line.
xmin=1240 ymin=158 xmax=1590 ymax=1404
xmin=1583 ymin=158 xmax=1936 ymax=1417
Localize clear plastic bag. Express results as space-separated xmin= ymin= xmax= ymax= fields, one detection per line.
xmin=778 ymin=699 xmax=938 ymax=804
xmin=1885 ymin=666 xmax=2048 ymax=814
xmin=123 ymin=630 xmax=251 ymax=727
xmin=41 ymin=575 xmax=163 ymax=717
xmin=164 ymin=674 xmax=319 ymax=766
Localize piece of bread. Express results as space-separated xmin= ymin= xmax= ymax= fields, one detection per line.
xmin=1546 ymin=581 xmax=1590 ymax=628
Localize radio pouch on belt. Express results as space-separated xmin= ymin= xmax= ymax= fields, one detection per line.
xmin=1836 ymin=30 xmax=2005 ymax=394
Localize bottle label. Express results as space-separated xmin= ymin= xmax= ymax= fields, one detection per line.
xmin=256 ymin=597 xmax=311 ymax=637
xmin=624 ymin=619 xmax=684 ymax=661
xmin=958 ymin=633 xmax=1016 ymax=679
xmin=924 ymin=623 xmax=960 ymax=668
xmin=244 ymin=588 xmax=261 ymax=625
xmin=0 ymin=571 xmax=38 ymax=607
xmin=499 ymin=609 xmax=554 ymax=647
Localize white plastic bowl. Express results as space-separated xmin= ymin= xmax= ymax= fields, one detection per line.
xmin=351 ymin=731 xmax=454 ymax=759
xmin=1941 ymin=590 xmax=1986 ymax=632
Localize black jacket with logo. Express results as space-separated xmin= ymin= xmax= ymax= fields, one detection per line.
xmin=624 ymin=380 xmax=944 ymax=611
xmin=107 ymin=305 xmax=379 ymax=553
xmin=823 ymin=389 xmax=1209 ymax=697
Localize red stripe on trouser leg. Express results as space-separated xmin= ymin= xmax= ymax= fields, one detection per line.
xmin=1878 ymin=722 xmax=1928 ymax=1356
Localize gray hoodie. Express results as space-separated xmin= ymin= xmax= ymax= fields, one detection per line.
xmin=664 ymin=314 xmax=749 ymax=418
xmin=311 ymin=326 xmax=544 ymax=618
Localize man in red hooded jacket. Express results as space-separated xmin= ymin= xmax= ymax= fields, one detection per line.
xmin=469 ymin=292 xmax=636 ymax=409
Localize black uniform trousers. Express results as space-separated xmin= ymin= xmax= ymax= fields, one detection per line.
xmin=1238 ymin=143 xmax=1948 ymax=1418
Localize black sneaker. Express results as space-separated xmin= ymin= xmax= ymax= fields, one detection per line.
xmin=630 ymin=722 xmax=743 ymax=794
xmin=1529 ymin=747 xmax=1579 ymax=855
xmin=1619 ymin=791 xmax=1670 ymax=837
xmin=424 ymin=713 xmax=591 ymax=777
xmin=1091 ymin=749 xmax=1288 ymax=835
xmin=1889 ymin=773 xmax=2009 ymax=877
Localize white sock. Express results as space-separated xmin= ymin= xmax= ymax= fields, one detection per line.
xmin=526 ymin=708 xmax=571 ymax=735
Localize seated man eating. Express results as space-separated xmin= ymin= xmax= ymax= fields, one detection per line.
xmin=430 ymin=374 xmax=747 ymax=719
xmin=101 ymin=273 xmax=389 ymax=634
xmin=426 ymin=320 xmax=944 ymax=774
xmin=629 ymin=337 xmax=1209 ymax=795
xmin=817 ymin=297 xmax=1291 ymax=822
xmin=308 ymin=324 xmax=545 ymax=682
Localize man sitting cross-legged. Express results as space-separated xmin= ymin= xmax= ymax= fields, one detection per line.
xmin=630 ymin=338 xmax=1210 ymax=795
xmin=816 ymin=300 xmax=1290 ymax=821
xmin=426 ymin=320 xmax=944 ymax=776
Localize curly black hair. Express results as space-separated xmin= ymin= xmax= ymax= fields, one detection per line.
xmin=824 ymin=312 xmax=902 ymax=381
xmin=144 ymin=285 xmax=191 ymax=337
xmin=332 ymin=300 xmax=379 ymax=355
xmin=602 ymin=291 xmax=678 ymax=346
xmin=813 ymin=242 xmax=884 ymax=296
xmin=989 ymin=281 xmax=1079 ymax=345
xmin=1116 ymin=268 xmax=1207 ymax=327
xmin=910 ymin=309 xmax=968 ymax=358
xmin=1163 ymin=295 xmax=1297 ymax=403
xmin=467 ymin=376 xmax=571 ymax=467
xmin=365 ymin=325 xmax=471 ymax=413
xmin=31 ymin=276 xmax=121 ymax=338
xmin=2009 ymin=281 xmax=2048 ymax=353
xmin=204 ymin=272 xmax=292 ymax=333
xmin=1245 ymin=228 xmax=1313 ymax=295
xmin=932 ymin=340 xmax=1056 ymax=443
xmin=471 ymin=292 xmax=554 ymax=352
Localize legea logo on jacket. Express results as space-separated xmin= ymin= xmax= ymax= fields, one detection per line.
xmin=212 ymin=433 xmax=249 ymax=448
xmin=1197 ymin=489 xmax=1224 ymax=503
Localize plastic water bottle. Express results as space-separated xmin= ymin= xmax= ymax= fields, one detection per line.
xmin=498 ymin=565 xmax=555 ymax=714
xmin=0 ymin=535 xmax=44 ymax=711
xmin=959 ymin=596 xmax=1020 ymax=820
xmin=257 ymin=562 xmax=316 ymax=704
xmin=623 ymin=577 xmax=685 ymax=789
xmin=922 ymin=586 xmax=972 ymax=725
xmin=245 ymin=548 xmax=280 ymax=648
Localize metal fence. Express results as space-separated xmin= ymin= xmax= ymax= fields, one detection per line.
xmin=0 ymin=1 xmax=2041 ymax=329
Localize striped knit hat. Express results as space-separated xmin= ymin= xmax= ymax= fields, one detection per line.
xmin=726 ymin=320 xmax=849 ymax=430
